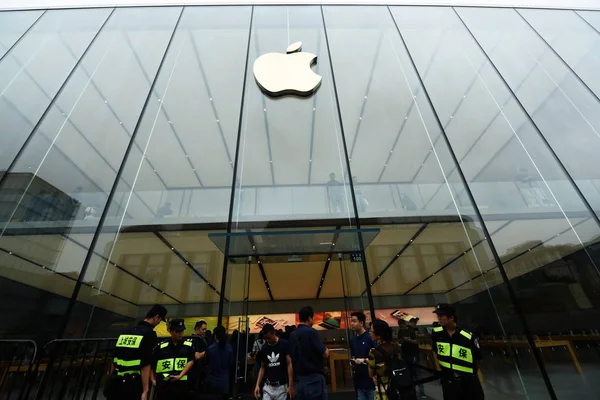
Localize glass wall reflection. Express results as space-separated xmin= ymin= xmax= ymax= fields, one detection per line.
xmin=0 ymin=4 xmax=599 ymax=399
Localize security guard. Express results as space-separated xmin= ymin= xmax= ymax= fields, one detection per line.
xmin=432 ymin=303 xmax=484 ymax=400
xmin=106 ymin=304 xmax=167 ymax=400
xmin=153 ymin=319 xmax=195 ymax=399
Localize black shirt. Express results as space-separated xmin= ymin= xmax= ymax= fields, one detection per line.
xmin=399 ymin=326 xmax=419 ymax=358
xmin=192 ymin=335 xmax=208 ymax=354
xmin=292 ymin=324 xmax=327 ymax=376
xmin=258 ymin=338 xmax=291 ymax=384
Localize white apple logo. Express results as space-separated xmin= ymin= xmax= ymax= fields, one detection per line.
xmin=253 ymin=41 xmax=322 ymax=97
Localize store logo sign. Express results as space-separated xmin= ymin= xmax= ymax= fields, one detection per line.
xmin=253 ymin=42 xmax=322 ymax=98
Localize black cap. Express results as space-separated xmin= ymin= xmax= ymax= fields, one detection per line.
xmin=433 ymin=303 xmax=455 ymax=317
xmin=168 ymin=319 xmax=186 ymax=332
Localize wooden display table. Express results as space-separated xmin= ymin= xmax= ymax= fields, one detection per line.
xmin=328 ymin=348 xmax=349 ymax=392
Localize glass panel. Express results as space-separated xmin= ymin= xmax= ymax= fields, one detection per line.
xmin=0 ymin=9 xmax=111 ymax=176
xmin=209 ymin=228 xmax=379 ymax=257
xmin=0 ymin=10 xmax=43 ymax=59
xmin=0 ymin=6 xmax=183 ymax=339
xmin=393 ymin=5 xmax=600 ymax=399
xmin=64 ymin=5 xmax=251 ymax=338
xmin=232 ymin=6 xmax=356 ymax=224
xmin=459 ymin=7 xmax=600 ymax=219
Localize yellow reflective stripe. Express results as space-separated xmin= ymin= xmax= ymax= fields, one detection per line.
xmin=175 ymin=358 xmax=189 ymax=371
xmin=460 ymin=330 xmax=472 ymax=340
xmin=439 ymin=360 xmax=451 ymax=369
xmin=181 ymin=376 xmax=188 ymax=381
xmin=433 ymin=327 xmax=443 ymax=332
xmin=114 ymin=358 xmax=141 ymax=367
xmin=160 ymin=342 xmax=169 ymax=349
xmin=116 ymin=334 xmax=143 ymax=349
xmin=452 ymin=364 xmax=474 ymax=374
xmin=184 ymin=341 xmax=193 ymax=347
xmin=452 ymin=344 xmax=473 ymax=364
xmin=117 ymin=370 xmax=140 ymax=376
xmin=156 ymin=358 xmax=174 ymax=373
xmin=436 ymin=342 xmax=450 ymax=356
xmin=161 ymin=373 xmax=187 ymax=381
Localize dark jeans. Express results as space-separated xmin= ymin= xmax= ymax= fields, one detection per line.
xmin=206 ymin=374 xmax=229 ymax=397
xmin=441 ymin=376 xmax=484 ymax=400
xmin=296 ymin=374 xmax=327 ymax=400
xmin=406 ymin=354 xmax=425 ymax=394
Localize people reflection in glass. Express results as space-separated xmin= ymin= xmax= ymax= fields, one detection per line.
xmin=157 ymin=202 xmax=173 ymax=218
xmin=353 ymin=176 xmax=369 ymax=213
xmin=327 ymin=173 xmax=343 ymax=214
xmin=400 ymin=193 xmax=417 ymax=212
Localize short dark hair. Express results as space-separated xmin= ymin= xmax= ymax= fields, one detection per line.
xmin=145 ymin=304 xmax=167 ymax=320
xmin=372 ymin=319 xmax=393 ymax=343
xmin=195 ymin=320 xmax=207 ymax=329
xmin=350 ymin=311 xmax=366 ymax=325
xmin=299 ymin=306 xmax=314 ymax=322
xmin=261 ymin=324 xmax=275 ymax=335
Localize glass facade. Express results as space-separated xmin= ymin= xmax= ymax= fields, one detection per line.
xmin=1 ymin=4 xmax=600 ymax=399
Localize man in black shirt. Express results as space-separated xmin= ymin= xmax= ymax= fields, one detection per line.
xmin=254 ymin=324 xmax=293 ymax=400
xmin=292 ymin=306 xmax=329 ymax=400
xmin=399 ymin=318 xmax=425 ymax=398
xmin=106 ymin=304 xmax=167 ymax=400
xmin=190 ymin=320 xmax=208 ymax=391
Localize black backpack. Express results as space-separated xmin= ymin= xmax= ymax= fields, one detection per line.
xmin=375 ymin=344 xmax=417 ymax=400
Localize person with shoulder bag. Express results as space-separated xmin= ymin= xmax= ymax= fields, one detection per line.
xmin=368 ymin=320 xmax=416 ymax=400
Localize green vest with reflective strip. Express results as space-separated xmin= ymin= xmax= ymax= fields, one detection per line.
xmin=114 ymin=334 xmax=144 ymax=376
xmin=433 ymin=327 xmax=476 ymax=375
xmin=155 ymin=340 xmax=193 ymax=381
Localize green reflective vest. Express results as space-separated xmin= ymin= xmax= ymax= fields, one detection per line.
xmin=155 ymin=340 xmax=194 ymax=381
xmin=433 ymin=326 xmax=476 ymax=375
xmin=114 ymin=334 xmax=144 ymax=376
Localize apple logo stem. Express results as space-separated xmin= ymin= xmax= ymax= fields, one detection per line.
xmin=253 ymin=41 xmax=322 ymax=98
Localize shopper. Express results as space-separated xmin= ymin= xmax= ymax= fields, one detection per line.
xmin=292 ymin=306 xmax=329 ymax=400
xmin=205 ymin=326 xmax=234 ymax=399
xmin=326 ymin=173 xmax=344 ymax=214
xmin=368 ymin=319 xmax=416 ymax=400
xmin=432 ymin=304 xmax=484 ymax=400
xmin=254 ymin=324 xmax=294 ymax=400
xmin=105 ymin=304 xmax=167 ymax=400
xmin=152 ymin=319 xmax=195 ymax=399
xmin=190 ymin=320 xmax=208 ymax=392
xmin=399 ymin=318 xmax=425 ymax=398
xmin=350 ymin=311 xmax=376 ymax=400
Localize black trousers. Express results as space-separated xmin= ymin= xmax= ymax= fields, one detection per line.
xmin=156 ymin=381 xmax=189 ymax=400
xmin=105 ymin=374 xmax=143 ymax=400
xmin=441 ymin=376 xmax=484 ymax=400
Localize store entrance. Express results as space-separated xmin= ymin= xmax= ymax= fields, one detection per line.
xmin=209 ymin=228 xmax=380 ymax=397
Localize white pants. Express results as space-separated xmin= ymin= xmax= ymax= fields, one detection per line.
xmin=263 ymin=383 xmax=288 ymax=400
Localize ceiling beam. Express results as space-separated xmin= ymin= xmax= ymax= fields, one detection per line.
xmin=246 ymin=230 xmax=274 ymax=300
xmin=315 ymin=226 xmax=341 ymax=298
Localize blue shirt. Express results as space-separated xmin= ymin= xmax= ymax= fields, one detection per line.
xmin=292 ymin=324 xmax=327 ymax=376
xmin=351 ymin=330 xmax=375 ymax=390
xmin=205 ymin=342 xmax=233 ymax=379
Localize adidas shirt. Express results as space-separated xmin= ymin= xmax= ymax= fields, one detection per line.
xmin=258 ymin=338 xmax=291 ymax=384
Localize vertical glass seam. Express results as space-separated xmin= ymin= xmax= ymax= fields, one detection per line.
xmin=217 ymin=5 xmax=254 ymax=326
xmin=320 ymin=5 xmax=375 ymax=318
xmin=58 ymin=6 xmax=185 ymax=338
